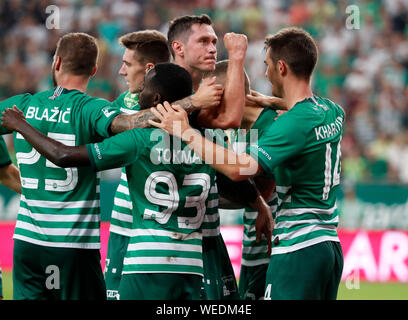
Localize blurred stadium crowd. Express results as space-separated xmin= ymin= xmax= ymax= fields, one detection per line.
xmin=0 ymin=0 xmax=407 ymax=185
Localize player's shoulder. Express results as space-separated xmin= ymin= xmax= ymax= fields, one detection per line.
xmin=113 ymin=91 xmax=139 ymax=111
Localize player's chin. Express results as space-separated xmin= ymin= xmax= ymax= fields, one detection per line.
xmin=202 ymin=61 xmax=216 ymax=71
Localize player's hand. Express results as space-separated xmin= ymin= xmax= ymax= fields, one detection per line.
xmin=149 ymin=102 xmax=193 ymax=138
xmin=246 ymin=90 xmax=288 ymax=110
xmin=224 ymin=32 xmax=247 ymax=60
xmin=254 ymin=195 xmax=274 ymax=256
xmin=1 ymin=105 xmax=26 ymax=132
xmin=192 ymin=76 xmax=224 ymax=109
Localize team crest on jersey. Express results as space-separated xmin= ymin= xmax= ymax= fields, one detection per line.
xmin=124 ymin=92 xmax=139 ymax=109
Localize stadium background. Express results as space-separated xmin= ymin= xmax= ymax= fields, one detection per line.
xmin=0 ymin=0 xmax=408 ymax=300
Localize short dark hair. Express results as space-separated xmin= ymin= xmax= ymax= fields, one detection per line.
xmin=265 ymin=27 xmax=318 ymax=80
xmin=119 ymin=30 xmax=170 ymax=64
xmin=55 ymin=32 xmax=98 ymax=76
xmin=150 ymin=63 xmax=192 ymax=104
xmin=203 ymin=60 xmax=250 ymax=95
xmin=167 ymin=14 xmax=212 ymax=58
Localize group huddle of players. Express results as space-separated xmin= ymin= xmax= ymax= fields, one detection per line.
xmin=0 ymin=13 xmax=345 ymax=300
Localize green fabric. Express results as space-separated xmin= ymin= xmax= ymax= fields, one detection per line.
xmin=118 ymin=273 xmax=202 ymax=300
xmin=264 ymin=241 xmax=343 ymax=300
xmin=12 ymin=239 xmax=105 ymax=300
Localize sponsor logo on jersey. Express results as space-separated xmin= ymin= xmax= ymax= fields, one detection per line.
xmin=124 ymin=92 xmax=138 ymax=109
xmin=102 ymin=106 xmax=117 ymax=118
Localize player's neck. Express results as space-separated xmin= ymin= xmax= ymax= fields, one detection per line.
xmin=174 ymin=58 xmax=202 ymax=91
xmin=56 ymin=74 xmax=90 ymax=93
xmin=283 ymin=77 xmax=313 ymax=110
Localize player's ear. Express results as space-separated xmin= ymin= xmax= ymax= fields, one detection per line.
xmin=172 ymin=40 xmax=184 ymax=58
xmin=145 ymin=63 xmax=154 ymax=73
xmin=153 ymin=93 xmax=161 ymax=106
xmin=54 ymin=56 xmax=62 ymax=71
xmin=90 ymin=65 xmax=98 ymax=77
xmin=277 ymin=60 xmax=286 ymax=76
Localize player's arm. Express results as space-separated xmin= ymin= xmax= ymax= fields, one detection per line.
xmin=196 ymin=33 xmax=247 ymax=129
xmin=217 ymin=173 xmax=274 ymax=254
xmin=0 ymin=136 xmax=21 ymax=194
xmin=109 ymin=78 xmax=223 ymax=134
xmin=149 ymin=102 xmax=262 ymax=181
xmin=1 ymin=106 xmax=91 ymax=167
xmin=0 ymin=163 xmax=21 ymax=194
xmin=246 ymin=90 xmax=288 ymax=110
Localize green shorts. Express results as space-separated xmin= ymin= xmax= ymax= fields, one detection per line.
xmin=118 ymin=273 xmax=202 ymax=300
xmin=13 ymin=239 xmax=106 ymax=300
xmin=201 ymin=234 xmax=240 ymax=300
xmin=264 ymin=240 xmax=343 ymax=300
xmin=239 ymin=263 xmax=268 ymax=300
xmin=104 ymin=232 xmax=130 ymax=300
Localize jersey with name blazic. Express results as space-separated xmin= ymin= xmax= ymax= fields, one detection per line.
xmin=0 ymin=87 xmax=121 ymax=249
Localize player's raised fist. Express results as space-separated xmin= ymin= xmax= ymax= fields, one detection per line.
xmin=223 ymin=32 xmax=247 ymax=60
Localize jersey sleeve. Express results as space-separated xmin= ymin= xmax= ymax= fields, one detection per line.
xmin=0 ymin=94 xmax=31 ymax=135
xmin=86 ymin=128 xmax=150 ymax=171
xmin=0 ymin=136 xmax=12 ymax=168
xmin=246 ymin=112 xmax=306 ymax=175
xmin=81 ymin=98 xmax=122 ymax=138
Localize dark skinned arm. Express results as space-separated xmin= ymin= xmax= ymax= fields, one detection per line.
xmin=1 ymin=106 xmax=90 ymax=168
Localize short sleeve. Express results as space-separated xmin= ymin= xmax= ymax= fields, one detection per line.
xmin=86 ymin=128 xmax=150 ymax=171
xmin=81 ymin=98 xmax=122 ymax=138
xmin=246 ymin=113 xmax=306 ymax=175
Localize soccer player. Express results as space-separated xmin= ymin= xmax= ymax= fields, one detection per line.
xmin=3 ymin=62 xmax=213 ymax=300
xmin=103 ymin=30 xmax=171 ymax=301
xmin=166 ymin=14 xmax=246 ymax=299
xmin=202 ymin=60 xmax=280 ymax=300
xmin=149 ymin=27 xmax=345 ymax=300
xmin=0 ymin=32 xmax=124 ymax=300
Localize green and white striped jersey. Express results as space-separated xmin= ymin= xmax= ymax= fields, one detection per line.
xmin=201 ymin=171 xmax=220 ymax=237
xmin=87 ymin=127 xmax=213 ymax=276
xmin=109 ymin=91 xmax=140 ymax=237
xmin=0 ymin=136 xmax=12 ymax=167
xmin=0 ymin=87 xmax=121 ymax=249
xmin=231 ymin=109 xmax=278 ymax=266
xmin=247 ymin=96 xmax=344 ymax=255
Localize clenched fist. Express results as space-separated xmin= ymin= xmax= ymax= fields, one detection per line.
xmin=223 ymin=32 xmax=247 ymax=61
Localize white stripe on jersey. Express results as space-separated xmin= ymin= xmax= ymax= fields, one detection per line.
xmin=203 ymin=213 xmax=219 ymax=223
xmin=109 ymin=224 xmax=132 ymax=237
xmin=15 ymin=220 xmax=100 ymax=237
xmin=275 ymin=216 xmax=339 ymax=229
xmin=116 ymin=184 xmax=130 ymax=195
xmin=241 ymin=258 xmax=270 ymax=267
xmin=278 ymin=204 xmax=337 ymax=217
xmin=120 ymin=172 xmax=128 ymax=181
xmin=114 ymin=197 xmax=132 ymax=209
xmin=130 ymin=228 xmax=202 ymax=240
xmin=18 ymin=207 xmax=99 ymax=222
xmin=207 ymin=199 xmax=219 ymax=209
xmin=128 ymin=242 xmax=202 ymax=252
xmin=111 ymin=210 xmax=133 ymax=223
xmin=13 ymin=234 xmax=100 ymax=249
xmin=276 ymin=223 xmax=337 ymax=242
xmin=123 ymin=256 xmax=203 ymax=267
xmin=202 ymin=228 xmax=220 ymax=237
xmin=21 ymin=195 xmax=99 ymax=209
xmin=271 ymin=235 xmax=340 ymax=255
xmin=242 ymin=245 xmax=269 ymax=254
